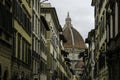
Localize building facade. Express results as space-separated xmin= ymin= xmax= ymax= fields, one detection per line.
xmin=105 ymin=0 xmax=120 ymax=80
xmin=85 ymin=29 xmax=95 ymax=80
xmin=41 ymin=5 xmax=60 ymax=80
xmin=0 ymin=0 xmax=13 ymax=80
xmin=91 ymin=0 xmax=109 ymax=80
xmin=12 ymin=0 xmax=32 ymax=80
xmin=90 ymin=0 xmax=120 ymax=80
xmin=0 ymin=0 xmax=32 ymax=80
xmin=0 ymin=1 xmax=78 ymax=80
xmin=41 ymin=4 xmax=73 ymax=80
xmin=32 ymin=0 xmax=41 ymax=80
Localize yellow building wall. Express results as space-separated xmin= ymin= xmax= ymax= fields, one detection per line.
xmin=21 ymin=0 xmax=32 ymax=17
xmin=14 ymin=20 xmax=31 ymax=44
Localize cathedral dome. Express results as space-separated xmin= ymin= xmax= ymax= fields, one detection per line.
xmin=63 ymin=13 xmax=86 ymax=49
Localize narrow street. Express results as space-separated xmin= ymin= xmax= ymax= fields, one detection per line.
xmin=0 ymin=0 xmax=120 ymax=80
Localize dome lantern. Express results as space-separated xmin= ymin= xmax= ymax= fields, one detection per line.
xmin=65 ymin=12 xmax=71 ymax=25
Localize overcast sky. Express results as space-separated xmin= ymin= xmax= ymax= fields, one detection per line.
xmin=47 ymin=0 xmax=94 ymax=40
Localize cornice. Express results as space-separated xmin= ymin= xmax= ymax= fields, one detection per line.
xmin=41 ymin=7 xmax=62 ymax=32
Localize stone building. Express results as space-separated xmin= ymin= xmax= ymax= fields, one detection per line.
xmin=91 ymin=0 xmax=109 ymax=80
xmin=32 ymin=0 xmax=42 ymax=80
xmin=41 ymin=3 xmax=74 ymax=80
xmin=0 ymin=0 xmax=32 ymax=80
xmin=63 ymin=13 xmax=86 ymax=80
xmin=105 ymin=0 xmax=120 ymax=80
xmin=41 ymin=3 xmax=63 ymax=80
xmin=91 ymin=0 xmax=120 ymax=80
xmin=85 ymin=29 xmax=95 ymax=80
xmin=0 ymin=1 xmax=90 ymax=80
xmin=11 ymin=0 xmax=32 ymax=80
xmin=0 ymin=0 xmax=13 ymax=80
xmin=32 ymin=0 xmax=40 ymax=79
xmin=0 ymin=1 xmax=74 ymax=80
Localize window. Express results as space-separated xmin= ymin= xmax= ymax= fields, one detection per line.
xmin=18 ymin=34 xmax=21 ymax=59
xmin=28 ymin=45 xmax=31 ymax=65
xmin=22 ymin=38 xmax=25 ymax=61
xmin=14 ymin=32 xmax=31 ymax=64
xmin=13 ymin=31 xmax=16 ymax=56
xmin=33 ymin=15 xmax=36 ymax=32
xmin=40 ymin=60 xmax=47 ymax=73
xmin=25 ymin=43 xmax=28 ymax=63
xmin=38 ymin=21 xmax=40 ymax=36
xmin=99 ymin=55 xmax=105 ymax=70
xmin=34 ymin=61 xmax=37 ymax=73
xmin=35 ymin=16 xmax=37 ymax=33
xmin=33 ymin=38 xmax=36 ymax=51
xmin=33 ymin=60 xmax=35 ymax=73
xmin=32 ymin=13 xmax=34 ymax=31
xmin=24 ymin=41 xmax=26 ymax=62
xmin=36 ymin=18 xmax=38 ymax=34
xmin=40 ymin=40 xmax=44 ymax=53
xmin=22 ymin=40 xmax=31 ymax=64
xmin=107 ymin=25 xmax=110 ymax=42
xmin=38 ymin=42 xmax=40 ymax=54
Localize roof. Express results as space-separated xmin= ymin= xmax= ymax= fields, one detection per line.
xmin=63 ymin=13 xmax=86 ymax=49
